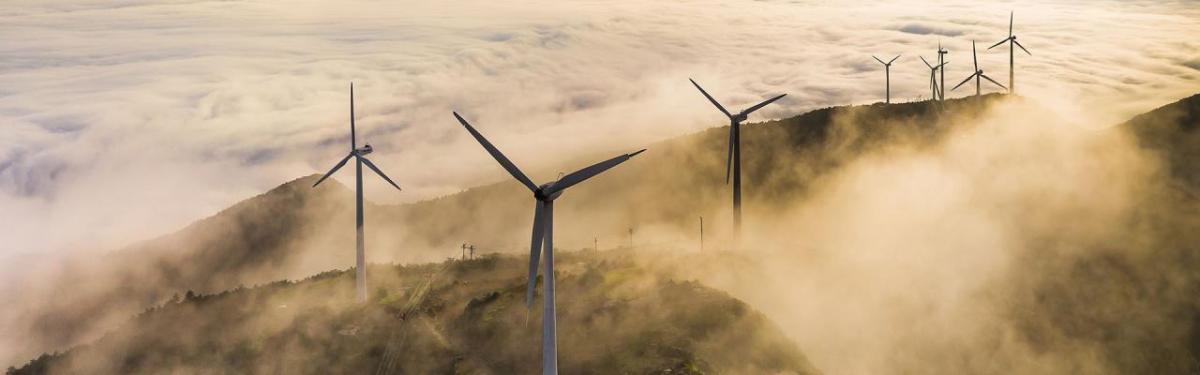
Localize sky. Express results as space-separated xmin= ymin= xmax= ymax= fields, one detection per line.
xmin=1 ymin=0 xmax=1198 ymax=256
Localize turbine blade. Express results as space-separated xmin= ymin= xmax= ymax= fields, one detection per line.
xmin=987 ymin=38 xmax=1008 ymax=50
xmin=741 ymin=93 xmax=786 ymax=116
xmin=981 ymin=74 xmax=1007 ymax=89
xmin=689 ymin=79 xmax=732 ymax=118
xmin=350 ymin=83 xmax=356 ymax=151
xmin=725 ymin=127 xmax=734 ymax=184
xmin=1014 ymin=39 xmax=1031 ymax=55
xmin=525 ymin=202 xmax=545 ymax=307
xmin=1010 ymin=11 xmax=1014 ymax=37
xmin=452 ymin=112 xmax=539 ymax=192
xmin=888 ymin=54 xmax=901 ymax=64
xmin=313 ymin=153 xmax=353 ymax=187
xmin=872 ymin=55 xmax=885 ymax=65
xmin=547 ymin=149 xmax=646 ymax=195
xmin=921 ymin=56 xmax=933 ymax=69
xmin=952 ymin=73 xmax=977 ymax=91
xmin=359 ymin=156 xmax=401 ymax=191
xmin=972 ymin=40 xmax=979 ymax=71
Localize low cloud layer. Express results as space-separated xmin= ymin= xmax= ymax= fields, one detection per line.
xmin=1 ymin=0 xmax=1198 ymax=259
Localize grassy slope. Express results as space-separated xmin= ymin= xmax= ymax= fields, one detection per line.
xmin=9 ymin=251 xmax=819 ymax=375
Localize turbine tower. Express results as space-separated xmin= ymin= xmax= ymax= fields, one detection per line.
xmin=453 ymin=112 xmax=644 ymax=375
xmin=313 ymin=83 xmax=402 ymax=303
xmin=988 ymin=11 xmax=1032 ymax=94
xmin=920 ymin=56 xmax=947 ymax=101
xmin=872 ymin=54 xmax=901 ymax=104
xmin=689 ymin=79 xmax=785 ymax=245
xmin=952 ymin=41 xmax=1007 ymax=96
xmin=938 ymin=41 xmax=949 ymax=101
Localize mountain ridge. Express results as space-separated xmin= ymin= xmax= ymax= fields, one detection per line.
xmin=5 ymin=92 xmax=1198 ymax=370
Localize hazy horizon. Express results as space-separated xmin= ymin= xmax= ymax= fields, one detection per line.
xmin=2 ymin=0 xmax=1198 ymax=257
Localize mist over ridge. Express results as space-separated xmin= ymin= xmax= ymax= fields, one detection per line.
xmin=4 ymin=91 xmax=1200 ymax=374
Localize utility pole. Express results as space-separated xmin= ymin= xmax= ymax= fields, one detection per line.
xmin=699 ymin=216 xmax=704 ymax=252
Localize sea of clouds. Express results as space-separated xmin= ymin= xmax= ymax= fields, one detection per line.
xmin=0 ymin=0 xmax=1197 ymax=257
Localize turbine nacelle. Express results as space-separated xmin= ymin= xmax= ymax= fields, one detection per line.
xmin=355 ymin=144 xmax=373 ymax=156
xmin=533 ymin=183 xmax=563 ymax=201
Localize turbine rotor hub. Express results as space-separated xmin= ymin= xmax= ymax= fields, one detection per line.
xmin=534 ymin=183 xmax=561 ymax=201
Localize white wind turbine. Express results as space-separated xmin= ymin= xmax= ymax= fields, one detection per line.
xmin=988 ymin=11 xmax=1032 ymax=94
xmin=938 ymin=40 xmax=949 ymax=101
xmin=453 ymin=112 xmax=644 ymax=374
xmin=689 ymin=79 xmax=785 ymax=244
xmin=920 ymin=56 xmax=948 ymax=101
xmin=312 ymin=83 xmax=402 ymax=303
xmin=872 ymin=54 xmax=901 ymax=104
xmin=952 ymin=41 xmax=1007 ymax=96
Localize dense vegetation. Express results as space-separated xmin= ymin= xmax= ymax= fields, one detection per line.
xmin=8 ymin=251 xmax=819 ymax=374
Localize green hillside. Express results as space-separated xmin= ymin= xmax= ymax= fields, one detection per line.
xmin=8 ymin=251 xmax=819 ymax=375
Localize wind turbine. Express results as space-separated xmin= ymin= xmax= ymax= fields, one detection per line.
xmin=938 ymin=41 xmax=949 ymax=101
xmin=312 ymin=83 xmax=402 ymax=304
xmin=452 ymin=112 xmax=644 ymax=375
xmin=988 ymin=11 xmax=1032 ymax=94
xmin=689 ymin=79 xmax=786 ymax=243
xmin=952 ymin=41 xmax=1007 ymax=96
xmin=872 ymin=54 xmax=901 ymax=104
xmin=920 ymin=56 xmax=947 ymax=101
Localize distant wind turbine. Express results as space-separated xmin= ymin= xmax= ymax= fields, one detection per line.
xmin=452 ymin=112 xmax=644 ymax=375
xmin=938 ymin=41 xmax=949 ymax=101
xmin=952 ymin=41 xmax=1007 ymax=96
xmin=920 ymin=56 xmax=947 ymax=101
xmin=872 ymin=54 xmax=901 ymax=103
xmin=988 ymin=11 xmax=1032 ymax=94
xmin=689 ymin=79 xmax=785 ymax=243
xmin=312 ymin=83 xmax=402 ymax=304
